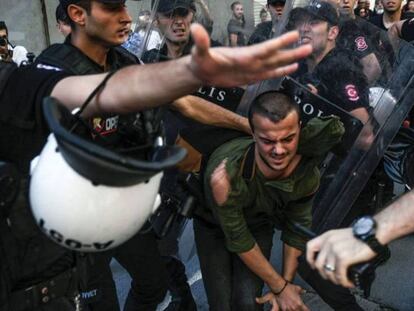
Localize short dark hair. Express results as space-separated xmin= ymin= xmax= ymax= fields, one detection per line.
xmin=56 ymin=4 xmax=71 ymax=24
xmin=231 ymin=1 xmax=242 ymax=10
xmin=0 ymin=21 xmax=8 ymax=37
xmin=248 ymin=91 xmax=299 ymax=132
xmin=67 ymin=0 xmax=92 ymax=29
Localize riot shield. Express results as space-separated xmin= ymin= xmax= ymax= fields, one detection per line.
xmin=237 ymin=0 xmax=414 ymax=233
xmin=121 ymin=0 xmax=163 ymax=58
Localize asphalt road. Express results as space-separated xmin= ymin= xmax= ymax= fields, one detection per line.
xmin=111 ymin=220 xmax=385 ymax=311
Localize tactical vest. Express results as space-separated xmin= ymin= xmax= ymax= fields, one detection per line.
xmin=36 ymin=42 xmax=164 ymax=154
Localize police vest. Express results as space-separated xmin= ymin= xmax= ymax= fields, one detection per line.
xmin=36 ymin=42 xmax=163 ymax=152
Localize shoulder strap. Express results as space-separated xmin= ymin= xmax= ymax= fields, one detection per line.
xmin=36 ymin=44 xmax=102 ymax=75
xmin=239 ymin=143 xmax=256 ymax=181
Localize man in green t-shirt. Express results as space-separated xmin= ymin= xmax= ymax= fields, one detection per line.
xmin=194 ymin=91 xmax=344 ymax=311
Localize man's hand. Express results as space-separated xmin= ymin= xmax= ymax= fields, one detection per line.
xmin=189 ymin=23 xmax=312 ymax=87
xmin=276 ymin=283 xmax=309 ymax=311
xmin=306 ymin=228 xmax=376 ymax=288
xmin=256 ymin=292 xmax=279 ymax=311
xmin=210 ymin=159 xmax=230 ymax=206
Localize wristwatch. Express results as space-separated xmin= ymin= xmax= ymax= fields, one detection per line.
xmin=352 ymin=216 xmax=388 ymax=255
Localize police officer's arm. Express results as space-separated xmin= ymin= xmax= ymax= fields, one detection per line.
xmin=360 ymin=53 xmax=382 ymax=84
xmin=307 ymin=189 xmax=414 ymax=288
xmin=51 ymin=24 xmax=311 ymax=117
xmin=171 ymin=95 xmax=251 ymax=133
xmin=211 ymin=160 xmax=309 ymax=311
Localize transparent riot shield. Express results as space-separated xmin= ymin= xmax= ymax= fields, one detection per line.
xmin=237 ymin=0 xmax=414 ymax=233
xmin=121 ymin=0 xmax=163 ymax=58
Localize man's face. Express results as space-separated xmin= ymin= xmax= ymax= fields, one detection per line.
xmin=381 ymin=0 xmax=402 ymax=13
xmin=253 ymin=111 xmax=300 ymax=173
xmin=268 ymin=3 xmax=285 ymax=18
xmin=82 ymin=1 xmax=132 ymax=47
xmin=138 ymin=11 xmax=151 ymax=27
xmin=0 ymin=29 xmax=8 ymax=58
xmin=295 ymin=19 xmax=330 ymax=57
xmin=57 ymin=21 xmax=72 ymax=37
xmin=408 ymin=1 xmax=414 ymax=11
xmin=260 ymin=11 xmax=269 ymax=22
xmin=157 ymin=8 xmax=194 ymax=44
xmin=339 ymin=0 xmax=357 ymax=16
xmin=233 ymin=4 xmax=244 ymax=19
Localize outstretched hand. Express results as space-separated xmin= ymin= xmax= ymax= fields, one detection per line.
xmin=189 ymin=23 xmax=312 ymax=87
xmin=306 ymin=228 xmax=376 ymax=288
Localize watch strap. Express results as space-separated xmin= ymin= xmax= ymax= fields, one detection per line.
xmin=364 ymin=235 xmax=390 ymax=257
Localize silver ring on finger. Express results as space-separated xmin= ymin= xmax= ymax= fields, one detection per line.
xmin=323 ymin=263 xmax=336 ymax=272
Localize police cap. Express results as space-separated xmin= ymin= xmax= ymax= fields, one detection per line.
xmin=154 ymin=0 xmax=196 ymax=14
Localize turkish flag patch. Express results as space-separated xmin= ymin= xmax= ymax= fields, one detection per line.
xmin=345 ymin=84 xmax=360 ymax=102
xmin=355 ymin=36 xmax=368 ymax=51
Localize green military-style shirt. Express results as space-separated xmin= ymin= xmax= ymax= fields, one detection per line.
xmin=196 ymin=116 xmax=345 ymax=253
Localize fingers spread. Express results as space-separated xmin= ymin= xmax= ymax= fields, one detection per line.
xmin=191 ymin=23 xmax=210 ymax=58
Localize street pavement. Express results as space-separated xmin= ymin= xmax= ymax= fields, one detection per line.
xmin=111 ymin=220 xmax=393 ymax=311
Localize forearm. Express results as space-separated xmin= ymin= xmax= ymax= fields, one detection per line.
xmin=239 ymin=244 xmax=286 ymax=292
xmin=361 ymin=53 xmax=381 ymax=84
xmin=375 ymin=190 xmax=414 ymax=245
xmin=51 ymin=56 xmax=201 ymax=117
xmin=282 ymin=243 xmax=302 ymax=282
xmin=172 ymin=95 xmax=250 ymax=133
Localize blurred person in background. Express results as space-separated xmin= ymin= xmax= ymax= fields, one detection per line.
xmin=248 ymin=0 xmax=286 ymax=45
xmin=122 ymin=9 xmax=162 ymax=57
xmin=260 ymin=8 xmax=269 ymax=23
xmin=55 ymin=4 xmax=71 ymax=37
xmin=0 ymin=21 xmax=28 ymax=66
xmin=370 ymin=0 xmax=403 ymax=30
xmin=228 ymin=1 xmax=246 ymax=46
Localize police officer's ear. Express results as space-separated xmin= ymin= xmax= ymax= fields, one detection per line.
xmin=67 ymin=4 xmax=88 ymax=27
xmin=327 ymin=25 xmax=339 ymax=41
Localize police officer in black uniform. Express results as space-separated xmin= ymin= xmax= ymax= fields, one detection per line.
xmin=142 ymin=1 xmax=249 ymax=310
xmin=287 ymin=3 xmax=370 ymax=310
xmin=35 ymin=1 xmax=170 ymax=310
xmin=0 ymin=5 xmax=311 ymax=310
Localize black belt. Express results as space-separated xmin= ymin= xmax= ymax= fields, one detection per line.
xmin=9 ymin=267 xmax=79 ymax=311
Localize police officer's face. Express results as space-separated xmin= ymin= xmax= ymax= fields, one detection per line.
xmin=340 ymin=0 xmax=357 ymax=16
xmin=157 ymin=9 xmax=194 ymax=44
xmin=381 ymin=0 xmax=403 ymax=12
xmin=252 ymin=111 xmax=300 ymax=174
xmin=82 ymin=1 xmax=132 ymax=47
xmin=297 ymin=19 xmax=330 ymax=56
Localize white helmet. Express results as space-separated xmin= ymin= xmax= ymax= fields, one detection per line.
xmin=30 ymin=98 xmax=186 ymax=252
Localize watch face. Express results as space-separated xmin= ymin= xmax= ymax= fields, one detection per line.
xmin=354 ymin=216 xmax=375 ymax=236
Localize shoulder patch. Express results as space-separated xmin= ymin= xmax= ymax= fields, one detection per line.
xmin=345 ymin=84 xmax=360 ymax=102
xmin=355 ymin=36 xmax=368 ymax=52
